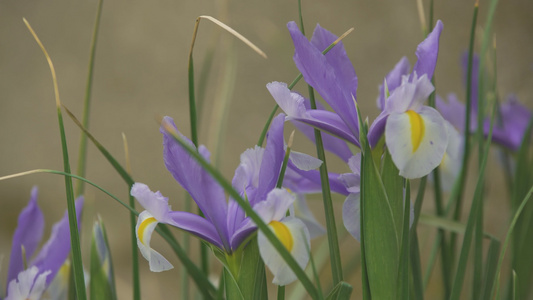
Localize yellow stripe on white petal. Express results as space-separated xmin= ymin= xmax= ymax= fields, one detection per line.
xmin=258 ymin=217 xmax=310 ymax=286
xmin=385 ymin=106 xmax=448 ymax=179
xmin=136 ymin=210 xmax=173 ymax=272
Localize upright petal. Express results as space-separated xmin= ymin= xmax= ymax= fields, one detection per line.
xmin=136 ymin=211 xmax=173 ymax=272
xmin=385 ymin=106 xmax=448 ymax=178
xmin=378 ymin=57 xmax=411 ymax=111
xmin=161 ymin=117 xmax=230 ymax=249
xmin=258 ymin=217 xmax=310 ymax=285
xmin=255 ymin=114 xmax=285 ymax=205
xmin=310 ymin=24 xmax=358 ymax=100
xmin=487 ymin=95 xmax=532 ymax=151
xmin=31 ymin=197 xmax=84 ymax=286
xmin=288 ymin=21 xmax=359 ymax=137
xmin=411 ymin=20 xmax=443 ymax=81
xmin=8 ymin=187 xmax=44 ymax=285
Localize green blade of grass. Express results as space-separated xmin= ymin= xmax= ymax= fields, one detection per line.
xmin=397 ymin=180 xmax=410 ymax=299
xmin=75 ymin=0 xmax=104 ymax=197
xmin=449 ymin=96 xmax=496 ymax=300
xmin=480 ymin=238 xmax=501 ymax=300
xmin=325 ymin=282 xmax=353 ymax=300
xmin=23 ymin=19 xmax=87 ymax=300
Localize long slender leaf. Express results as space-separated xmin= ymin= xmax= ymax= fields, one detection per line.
xmin=23 ymin=19 xmax=87 ymax=300
xmin=480 ymin=238 xmax=501 ymax=300
xmin=397 ymin=180 xmax=410 ymax=299
xmin=325 ymin=282 xmax=353 ymax=300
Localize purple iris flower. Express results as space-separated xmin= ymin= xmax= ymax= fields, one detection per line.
xmin=437 ymin=53 xmax=532 ymax=151
xmin=133 ymin=114 xmax=314 ymax=277
xmin=268 ymin=22 xmax=360 ymax=159
xmin=3 ymin=187 xmax=84 ymax=300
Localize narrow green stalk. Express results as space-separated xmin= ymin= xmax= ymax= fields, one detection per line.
xmin=277 ymin=286 xmax=285 ymax=300
xmin=161 ymin=124 xmax=320 ymax=299
xmin=75 ymin=0 xmax=103 ymax=197
xmin=449 ymin=0 xmax=479 ymax=263
xmin=23 ymin=19 xmax=87 ymax=300
xmin=449 ymin=99 xmax=496 ymax=300
xmin=128 ymin=192 xmax=141 ymax=300
xmin=294 ymin=9 xmax=343 ymax=284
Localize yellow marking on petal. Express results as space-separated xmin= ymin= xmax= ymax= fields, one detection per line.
xmin=407 ymin=110 xmax=425 ymax=152
xmin=269 ymin=221 xmax=293 ymax=252
xmin=138 ymin=217 xmax=157 ymax=245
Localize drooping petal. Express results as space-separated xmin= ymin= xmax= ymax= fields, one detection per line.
xmin=339 ymin=154 xmax=361 ymax=194
xmin=161 ymin=117 xmax=230 ymax=249
xmin=131 ymin=182 xmax=224 ymax=248
xmin=411 ymin=20 xmax=443 ymax=81
xmin=258 ymin=217 xmax=310 ymax=285
xmin=378 ymin=57 xmax=411 ymax=111
xmin=255 ymin=114 xmax=286 ymax=205
xmin=5 ymin=266 xmax=50 ymax=300
xmin=292 ymin=194 xmax=325 ymax=239
xmin=253 ymin=189 xmax=295 ymax=224
xmin=385 ymin=106 xmax=448 ymax=179
xmin=342 ymin=193 xmax=361 ymax=241
xmin=267 ymin=81 xmax=359 ymax=147
xmin=31 ymin=197 xmax=84 ymax=286
xmin=8 ymin=187 xmax=44 ymax=286
xmin=135 ymin=211 xmax=173 ymax=272
xmin=287 ymin=22 xmax=359 ymax=137
xmin=288 ymin=151 xmax=322 ymax=171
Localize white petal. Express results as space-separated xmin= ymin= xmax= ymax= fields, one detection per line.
xmin=292 ymin=194 xmax=325 ymax=239
xmin=258 ymin=217 xmax=310 ymax=285
xmin=289 ymin=151 xmax=322 ymax=171
xmin=6 ymin=266 xmax=50 ymax=300
xmin=267 ymin=82 xmax=308 ymax=119
xmin=253 ymin=189 xmax=295 ymax=224
xmin=342 ymin=193 xmax=361 ymax=241
xmin=136 ymin=211 xmax=173 ymax=272
xmin=386 ymin=106 xmax=448 ymax=179
xmin=438 ymin=121 xmax=463 ymax=191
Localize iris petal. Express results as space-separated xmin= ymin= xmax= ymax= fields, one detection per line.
xmin=135 ymin=211 xmax=173 ymax=272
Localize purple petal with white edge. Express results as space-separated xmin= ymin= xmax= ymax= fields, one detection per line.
xmin=411 ymin=20 xmax=443 ymax=81
xmin=231 ymin=146 xmax=264 ymax=197
xmin=287 ymin=161 xmax=350 ymax=196
xmin=461 ymin=52 xmax=480 ymax=110
xmin=342 ymin=193 xmax=361 ymax=241
xmin=487 ymin=95 xmax=532 ymax=151
xmin=310 ymin=24 xmax=358 ymax=99
xmin=160 ymin=117 xmax=230 ymax=249
xmin=6 ymin=266 xmax=50 ymax=300
xmin=292 ymin=194 xmax=325 ymax=239
xmin=378 ymin=57 xmax=411 ymax=111
xmin=267 ymin=81 xmax=359 ymax=147
xmin=367 ymin=111 xmax=389 ymax=148
xmin=288 ymin=151 xmax=322 ymax=171
xmin=386 ymin=106 xmax=448 ymax=179
xmin=385 ymin=73 xmax=434 ymax=113
xmin=288 ymin=22 xmax=359 ymax=136
xmin=8 ymin=187 xmax=44 ymax=286
xmin=31 ymin=197 xmax=84 ymax=286
xmin=255 ymin=114 xmax=286 ymax=205
xmin=258 ymin=216 xmax=310 ymax=285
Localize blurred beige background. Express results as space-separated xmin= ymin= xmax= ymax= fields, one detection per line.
xmin=1 ymin=0 xmax=532 ymax=298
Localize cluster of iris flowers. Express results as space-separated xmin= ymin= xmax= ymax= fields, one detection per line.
xmin=2 ymin=5 xmax=532 ymax=300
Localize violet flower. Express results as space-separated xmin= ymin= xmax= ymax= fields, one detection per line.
xmin=3 ymin=187 xmax=84 ymax=300
xmin=133 ymin=114 xmax=315 ymax=285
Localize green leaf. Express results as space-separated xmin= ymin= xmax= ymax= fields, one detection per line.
xmin=359 ymin=115 xmax=399 ymax=299
xmin=325 ymin=282 xmax=353 ymax=300
xmin=397 ymin=180 xmax=410 ymax=299
xmin=480 ymin=238 xmax=500 ymax=300
xmin=236 ymin=238 xmax=268 ymax=300
xmin=90 ymin=217 xmax=117 ymax=300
